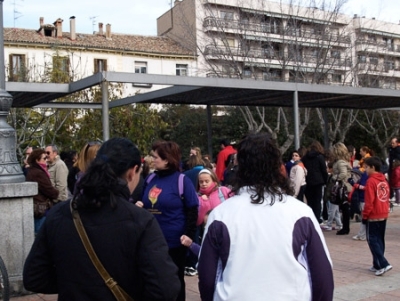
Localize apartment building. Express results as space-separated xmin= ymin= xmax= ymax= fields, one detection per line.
xmin=158 ymin=0 xmax=400 ymax=89
xmin=5 ymin=16 xmax=197 ymax=98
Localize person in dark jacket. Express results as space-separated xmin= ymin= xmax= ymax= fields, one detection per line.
xmin=302 ymin=141 xmax=328 ymax=223
xmin=23 ymin=138 xmax=180 ymax=301
xmin=25 ymin=148 xmax=59 ymax=234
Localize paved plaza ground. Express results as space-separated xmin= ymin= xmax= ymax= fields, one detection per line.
xmin=11 ymin=206 xmax=400 ymax=301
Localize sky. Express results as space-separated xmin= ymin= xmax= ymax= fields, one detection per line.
xmin=3 ymin=0 xmax=400 ymax=36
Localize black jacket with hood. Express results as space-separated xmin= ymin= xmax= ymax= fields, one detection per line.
xmin=302 ymin=150 xmax=328 ymax=186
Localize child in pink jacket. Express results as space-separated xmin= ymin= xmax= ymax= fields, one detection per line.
xmin=196 ymin=168 xmax=231 ymax=226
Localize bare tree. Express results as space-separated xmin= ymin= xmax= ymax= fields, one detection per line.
xmin=160 ymin=0 xmax=355 ymax=151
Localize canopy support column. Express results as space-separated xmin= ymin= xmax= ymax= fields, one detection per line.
xmin=206 ymin=105 xmax=213 ymax=161
xmin=101 ymin=78 xmax=110 ymax=141
xmin=293 ymin=90 xmax=300 ymax=150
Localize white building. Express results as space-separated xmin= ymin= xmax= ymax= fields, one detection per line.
xmin=5 ymin=16 xmax=197 ymax=99
xmin=158 ymin=0 xmax=400 ymax=89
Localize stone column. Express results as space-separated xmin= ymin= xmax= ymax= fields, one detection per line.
xmin=0 ymin=0 xmax=37 ymax=295
xmin=0 ymin=182 xmax=36 ymax=294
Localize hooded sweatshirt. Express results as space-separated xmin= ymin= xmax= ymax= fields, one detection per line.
xmin=363 ymin=172 xmax=390 ymax=220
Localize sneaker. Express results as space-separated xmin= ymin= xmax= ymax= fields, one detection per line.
xmin=333 ymin=226 xmax=342 ymax=230
xmin=321 ymin=225 xmax=332 ymax=231
xmin=185 ymin=267 xmax=198 ymax=276
xmin=369 ymin=266 xmax=377 ymax=272
xmin=375 ymin=265 xmax=393 ymax=276
xmin=353 ymin=235 xmax=366 ymax=241
xmin=385 ymin=265 xmax=393 ymax=272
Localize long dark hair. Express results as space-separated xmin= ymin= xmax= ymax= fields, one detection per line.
xmin=231 ymin=132 xmax=293 ymax=204
xmin=75 ymin=138 xmax=141 ymax=209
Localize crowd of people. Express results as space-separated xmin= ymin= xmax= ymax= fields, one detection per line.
xmin=21 ymin=135 xmax=399 ymax=300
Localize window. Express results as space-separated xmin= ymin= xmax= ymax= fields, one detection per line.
xmin=52 ymin=56 xmax=70 ymax=83
xmin=243 ymin=69 xmax=252 ymax=78
xmin=332 ymin=74 xmax=342 ymax=83
xmin=369 ymin=56 xmax=378 ymax=65
xmin=331 ymin=50 xmax=341 ymax=59
xmin=263 ymin=70 xmax=280 ymax=81
xmin=383 ymin=37 xmax=394 ymax=51
xmin=261 ymin=19 xmax=280 ymax=34
xmin=358 ymin=55 xmax=366 ymax=63
xmin=94 ymin=59 xmax=107 ymax=73
xmin=368 ymin=34 xmax=376 ymax=42
xmin=240 ymin=16 xmax=249 ymax=25
xmin=135 ymin=61 xmax=147 ymax=74
xmin=262 ymin=44 xmax=279 ymax=59
xmin=176 ymin=64 xmax=188 ymax=76
xmin=384 ymin=60 xmax=395 ymax=71
xmin=240 ymin=40 xmax=250 ymax=52
xmin=9 ymin=54 xmax=26 ymax=82
xmin=220 ymin=11 xmax=233 ymax=21
xmin=222 ymin=38 xmax=235 ymax=48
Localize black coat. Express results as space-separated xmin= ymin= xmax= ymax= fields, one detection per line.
xmin=302 ymin=150 xmax=328 ymax=186
xmin=23 ymin=188 xmax=180 ymax=301
xmin=389 ymin=145 xmax=400 ymax=169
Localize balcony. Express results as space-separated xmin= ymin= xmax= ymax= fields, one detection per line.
xmin=203 ymin=17 xmax=351 ymax=44
xmin=204 ymin=45 xmax=352 ymax=68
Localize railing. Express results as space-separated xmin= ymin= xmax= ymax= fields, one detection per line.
xmin=356 ymin=39 xmax=400 ymax=53
xmin=203 ymin=17 xmax=351 ymax=43
xmin=204 ymin=45 xmax=352 ymax=67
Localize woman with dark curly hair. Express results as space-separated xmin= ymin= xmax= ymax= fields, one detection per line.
xmin=197 ymin=132 xmax=333 ymax=301
xmin=26 ymin=148 xmax=59 ymax=234
xmin=24 ymin=138 xmax=180 ymax=301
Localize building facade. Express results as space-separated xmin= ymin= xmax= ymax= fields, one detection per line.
xmin=5 ymin=16 xmax=197 ymax=100
xmin=158 ymin=0 xmax=400 ymax=89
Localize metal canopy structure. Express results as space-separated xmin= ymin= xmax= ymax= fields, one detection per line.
xmin=6 ymin=71 xmax=400 ymax=110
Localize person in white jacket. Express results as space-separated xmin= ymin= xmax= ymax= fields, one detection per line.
xmin=197 ymin=132 xmax=334 ymax=301
xmin=289 ymin=148 xmax=307 ymax=201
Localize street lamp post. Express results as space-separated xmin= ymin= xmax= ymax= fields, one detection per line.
xmin=0 ymin=0 xmax=25 ymax=183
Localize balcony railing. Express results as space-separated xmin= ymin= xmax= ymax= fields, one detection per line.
xmin=204 ymin=45 xmax=352 ymax=67
xmin=355 ymin=39 xmax=400 ymax=53
xmin=203 ymin=17 xmax=351 ymax=43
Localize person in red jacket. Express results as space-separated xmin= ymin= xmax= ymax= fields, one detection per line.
xmin=215 ymin=139 xmax=236 ymax=182
xmin=362 ymin=156 xmax=392 ymax=276
xmin=390 ymin=159 xmax=400 ymax=205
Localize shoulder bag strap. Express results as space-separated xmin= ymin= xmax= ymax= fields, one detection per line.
xmin=70 ymin=202 xmax=134 ymax=301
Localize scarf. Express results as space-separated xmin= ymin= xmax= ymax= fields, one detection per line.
xmin=199 ymin=182 xmax=217 ymax=196
xmin=39 ymin=162 xmax=50 ymax=178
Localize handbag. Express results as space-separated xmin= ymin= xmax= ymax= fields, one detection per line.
xmin=70 ymin=201 xmax=134 ymax=301
xmin=33 ymin=199 xmax=52 ymax=218
xmin=330 ymin=179 xmax=348 ymax=205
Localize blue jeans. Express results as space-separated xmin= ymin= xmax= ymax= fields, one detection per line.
xmin=366 ymin=220 xmax=390 ymax=269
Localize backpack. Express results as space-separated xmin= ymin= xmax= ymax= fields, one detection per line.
xmin=349 ymin=169 xmax=362 ymax=185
